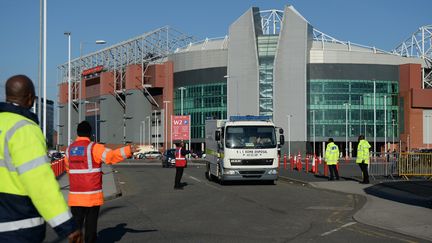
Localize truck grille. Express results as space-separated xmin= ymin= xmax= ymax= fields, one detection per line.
xmin=230 ymin=159 xmax=273 ymax=166
xmin=238 ymin=170 xmax=265 ymax=178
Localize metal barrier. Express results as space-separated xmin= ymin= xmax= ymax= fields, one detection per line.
xmin=398 ymin=153 xmax=432 ymax=180
xmin=369 ymin=152 xmax=399 ymax=180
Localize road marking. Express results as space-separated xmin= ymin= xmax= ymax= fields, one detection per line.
xmin=321 ymin=222 xmax=357 ymax=236
xmin=189 ymin=176 xmax=201 ymax=182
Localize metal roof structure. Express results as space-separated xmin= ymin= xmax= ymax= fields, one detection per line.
xmin=392 ymin=25 xmax=432 ymax=88
xmin=58 ymin=26 xmax=195 ymax=89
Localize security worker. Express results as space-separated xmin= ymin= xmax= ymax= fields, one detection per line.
xmin=0 ymin=75 xmax=81 ymax=242
xmin=174 ymin=141 xmax=189 ymax=190
xmin=325 ymin=138 xmax=340 ymax=180
xmin=65 ymin=121 xmax=134 ymax=243
xmin=356 ymin=135 xmax=371 ymax=184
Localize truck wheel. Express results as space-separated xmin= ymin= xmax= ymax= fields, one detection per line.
xmin=217 ymin=165 xmax=225 ymax=185
xmin=205 ymin=163 xmax=212 ymax=181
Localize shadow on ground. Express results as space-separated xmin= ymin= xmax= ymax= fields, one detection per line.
xmin=364 ymin=180 xmax=432 ymax=208
xmin=97 ymin=223 xmax=157 ymax=243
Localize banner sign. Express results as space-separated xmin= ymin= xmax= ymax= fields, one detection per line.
xmin=172 ymin=115 xmax=190 ymax=141
xmin=82 ymin=65 xmax=104 ymax=76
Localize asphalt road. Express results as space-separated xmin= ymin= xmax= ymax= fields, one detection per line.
xmin=46 ymin=162 xmax=427 ymax=242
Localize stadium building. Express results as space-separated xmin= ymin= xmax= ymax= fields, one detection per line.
xmin=58 ymin=6 xmax=432 ymax=156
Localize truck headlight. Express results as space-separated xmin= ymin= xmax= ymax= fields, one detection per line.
xmin=224 ymin=169 xmax=237 ymax=175
xmin=268 ymin=169 xmax=278 ymax=175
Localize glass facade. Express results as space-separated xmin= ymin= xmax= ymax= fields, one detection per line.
xmin=174 ymin=83 xmax=227 ymax=140
xmin=307 ymin=79 xmax=399 ymax=141
xmin=257 ymin=35 xmax=278 ymax=117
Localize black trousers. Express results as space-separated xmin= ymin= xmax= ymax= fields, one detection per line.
xmin=174 ymin=167 xmax=184 ymax=187
xmin=71 ymin=206 xmax=100 ymax=243
xmin=358 ymin=162 xmax=369 ymax=183
xmin=328 ymin=164 xmax=339 ymax=180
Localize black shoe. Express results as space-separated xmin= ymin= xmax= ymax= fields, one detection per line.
xmin=328 ymin=178 xmax=334 ymax=181
xmin=180 ymin=182 xmax=188 ymax=186
xmin=336 ymin=177 xmax=340 ymax=180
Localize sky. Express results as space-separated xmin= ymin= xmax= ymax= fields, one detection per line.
xmin=0 ymin=0 xmax=430 ymax=102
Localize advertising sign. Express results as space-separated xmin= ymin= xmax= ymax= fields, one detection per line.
xmin=172 ymin=115 xmax=190 ymax=141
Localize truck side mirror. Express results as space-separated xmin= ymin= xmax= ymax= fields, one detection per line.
xmin=215 ymin=131 xmax=220 ymax=141
xmin=279 ymin=128 xmax=284 ymax=134
xmin=280 ymin=135 xmax=285 ymax=145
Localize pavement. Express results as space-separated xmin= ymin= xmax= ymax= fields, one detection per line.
xmin=56 ymin=159 xmax=432 ymax=241
xmin=278 ymin=164 xmax=432 ymax=242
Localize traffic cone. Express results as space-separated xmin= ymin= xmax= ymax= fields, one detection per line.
xmin=311 ymin=155 xmax=316 ymax=173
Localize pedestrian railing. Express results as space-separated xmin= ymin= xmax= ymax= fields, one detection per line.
xmin=368 ymin=152 xmax=399 ymax=180
xmin=398 ymin=153 xmax=432 ymax=180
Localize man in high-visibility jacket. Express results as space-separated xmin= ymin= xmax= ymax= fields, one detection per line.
xmin=174 ymin=141 xmax=190 ymax=190
xmin=356 ymin=135 xmax=371 ymax=184
xmin=65 ymin=121 xmax=134 ymax=243
xmin=325 ymin=138 xmax=340 ymax=180
xmin=0 ymin=75 xmax=81 ymax=242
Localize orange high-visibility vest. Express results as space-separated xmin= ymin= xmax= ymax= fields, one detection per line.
xmin=67 ymin=139 xmax=103 ymax=206
xmin=175 ymin=147 xmax=186 ymax=167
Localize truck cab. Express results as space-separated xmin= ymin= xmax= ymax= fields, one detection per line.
xmin=205 ymin=116 xmax=284 ymax=184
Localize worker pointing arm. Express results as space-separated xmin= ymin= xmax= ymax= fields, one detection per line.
xmin=64 ymin=121 xmax=136 ymax=243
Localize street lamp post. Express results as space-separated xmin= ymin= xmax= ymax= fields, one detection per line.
xmin=147 ymin=116 xmax=151 ymax=147
xmin=163 ymin=100 xmax=171 ymax=151
xmin=178 ymin=87 xmax=186 ymax=115
xmin=384 ymin=95 xmax=387 ymax=155
xmin=373 ymin=80 xmax=376 ymax=155
xmin=141 ymin=120 xmax=145 ymax=145
xmin=154 ymin=110 xmax=157 ymax=150
xmin=287 ymin=114 xmax=292 ymax=158
xmin=359 ymin=96 xmax=362 ymax=134
xmin=392 ymin=118 xmax=395 ymax=150
xmin=78 ymin=40 xmax=106 ymax=122
xmin=64 ymin=32 xmax=71 ymax=146
xmin=344 ymin=103 xmax=351 ymax=157
xmin=312 ymin=110 xmax=316 ymax=156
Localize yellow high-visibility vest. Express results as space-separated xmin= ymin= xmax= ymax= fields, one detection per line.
xmin=0 ymin=108 xmax=73 ymax=236
xmin=356 ymin=139 xmax=371 ymax=164
xmin=325 ymin=142 xmax=339 ymax=165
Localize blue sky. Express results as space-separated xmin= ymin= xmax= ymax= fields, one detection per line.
xmin=0 ymin=0 xmax=430 ymax=101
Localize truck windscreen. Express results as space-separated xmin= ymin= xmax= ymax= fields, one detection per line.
xmin=225 ymin=126 xmax=276 ymax=149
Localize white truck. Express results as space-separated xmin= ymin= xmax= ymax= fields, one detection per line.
xmin=205 ymin=116 xmax=284 ymax=184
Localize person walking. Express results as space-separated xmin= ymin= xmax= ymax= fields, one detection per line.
xmin=174 ymin=141 xmax=190 ymax=190
xmin=0 ymin=75 xmax=81 ymax=243
xmin=325 ymin=138 xmax=340 ymax=180
xmin=65 ymin=121 xmax=135 ymax=243
xmin=356 ymin=135 xmax=371 ymax=184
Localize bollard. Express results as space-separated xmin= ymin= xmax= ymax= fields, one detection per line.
xmin=345 ymin=156 xmax=349 ymax=164
xmin=305 ymin=156 xmax=309 ymax=173
xmin=297 ymin=155 xmax=302 ymax=171
xmin=315 ymin=157 xmax=319 ymax=175
xmin=283 ymin=154 xmax=287 ymax=170
xmin=336 ymin=163 xmax=339 ymax=172
xmin=311 ymin=155 xmax=316 ymax=174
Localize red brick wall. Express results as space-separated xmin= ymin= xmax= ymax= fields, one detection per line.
xmin=399 ymin=63 xmax=431 ymax=150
